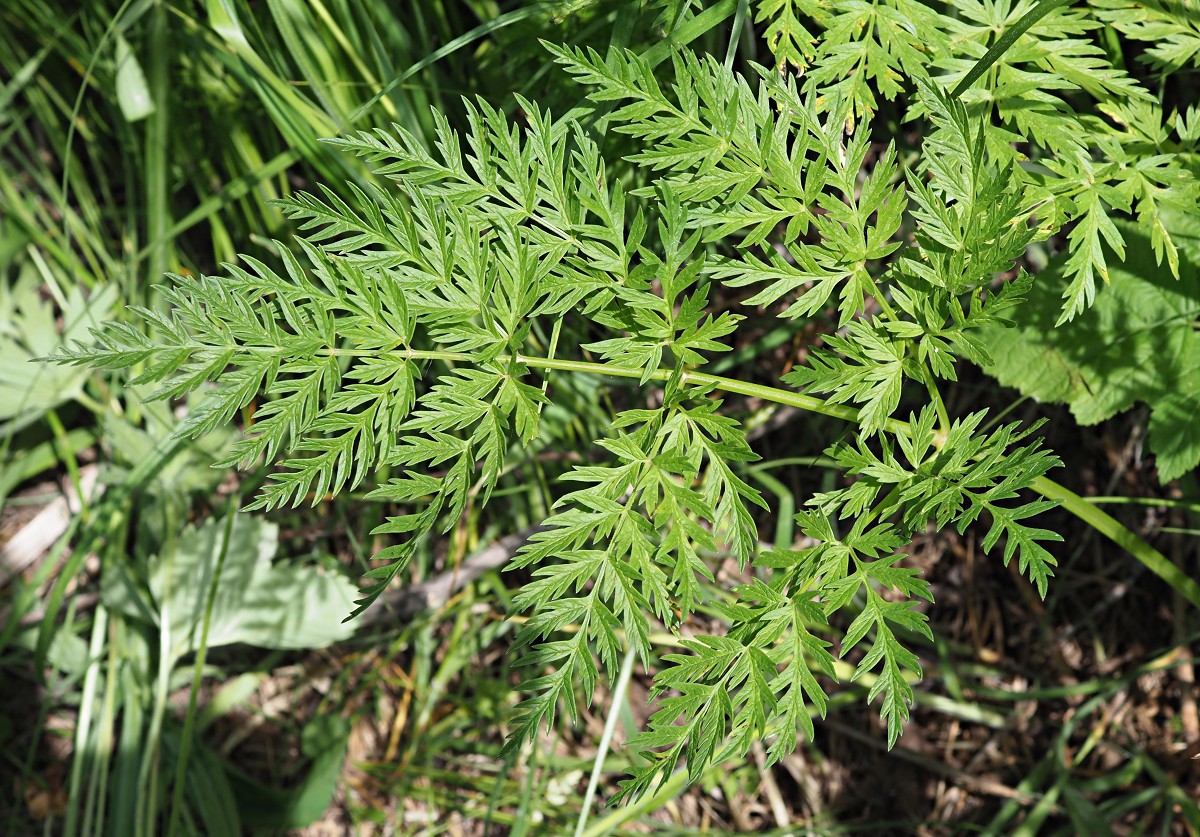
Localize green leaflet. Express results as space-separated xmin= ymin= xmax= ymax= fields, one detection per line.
xmin=935 ymin=0 xmax=1195 ymax=323
xmin=980 ymin=212 xmax=1200 ymax=482
xmin=1091 ymin=0 xmax=1200 ymax=73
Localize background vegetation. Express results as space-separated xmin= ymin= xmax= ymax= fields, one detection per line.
xmin=2 ymin=0 xmax=1198 ymax=833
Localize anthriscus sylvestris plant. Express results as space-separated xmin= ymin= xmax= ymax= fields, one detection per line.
xmin=51 ymin=2 xmax=1200 ymax=801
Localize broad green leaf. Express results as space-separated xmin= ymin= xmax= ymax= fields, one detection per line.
xmin=149 ymin=514 xmax=358 ymax=659
xmin=980 ymin=215 xmax=1200 ymax=481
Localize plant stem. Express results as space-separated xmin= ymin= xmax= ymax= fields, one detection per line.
xmin=166 ymin=501 xmax=239 ymax=836
xmin=239 ymin=345 xmax=880 ymax=425
xmin=920 ymin=364 xmax=951 ymax=434
xmin=509 ymin=354 xmax=1200 ymax=611
xmin=1033 ymin=477 xmax=1200 ymax=609
xmin=514 ymin=354 xmax=878 ymax=428
xmin=574 ymin=644 xmax=637 ymax=837
xmin=193 ymin=345 xmax=1199 ymax=609
xmin=950 ymin=0 xmax=1077 ymax=98
xmin=63 ymin=605 xmax=107 ymax=837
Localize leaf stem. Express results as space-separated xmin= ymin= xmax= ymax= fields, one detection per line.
xmin=513 ymin=354 xmax=885 ymax=429
xmin=920 ymin=364 xmax=951 ymax=435
xmin=181 ymin=343 xmax=1197 ymax=609
xmin=503 ymin=354 xmax=1200 ymax=611
xmin=1032 ymin=477 xmax=1200 ymax=610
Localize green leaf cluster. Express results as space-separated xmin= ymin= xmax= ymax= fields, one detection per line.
xmin=50 ymin=10 xmax=1195 ymax=799
xmin=1092 ymin=0 xmax=1200 ymax=74
xmin=751 ymin=0 xmax=1200 ymax=324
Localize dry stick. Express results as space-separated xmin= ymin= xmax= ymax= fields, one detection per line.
xmin=751 ymin=741 xmax=791 ymax=828
xmin=358 ymin=527 xmax=547 ymax=625
xmin=823 ymin=719 xmax=1046 ymax=807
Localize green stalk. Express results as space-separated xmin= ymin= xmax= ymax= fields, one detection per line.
xmin=507 ymin=355 xmax=1198 ymax=610
xmin=918 ymin=361 xmax=951 ymax=435
xmin=82 ymin=614 xmax=120 ymax=836
xmin=165 ymin=502 xmax=238 ymax=836
xmin=574 ymin=644 xmax=637 ymax=837
xmin=153 ymin=345 xmax=1197 ymax=608
xmin=137 ymin=585 xmax=173 ymax=837
xmin=580 ymin=768 xmax=689 ymax=837
xmin=1033 ymin=477 xmax=1200 ymax=609
xmin=143 ymin=0 xmax=171 ymax=305
xmin=63 ymin=605 xmax=107 ymax=837
xmin=517 ymin=355 xmax=869 ymax=425
xmin=200 ymin=345 xmax=875 ymax=425
xmin=951 ymin=0 xmax=1078 ymax=98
